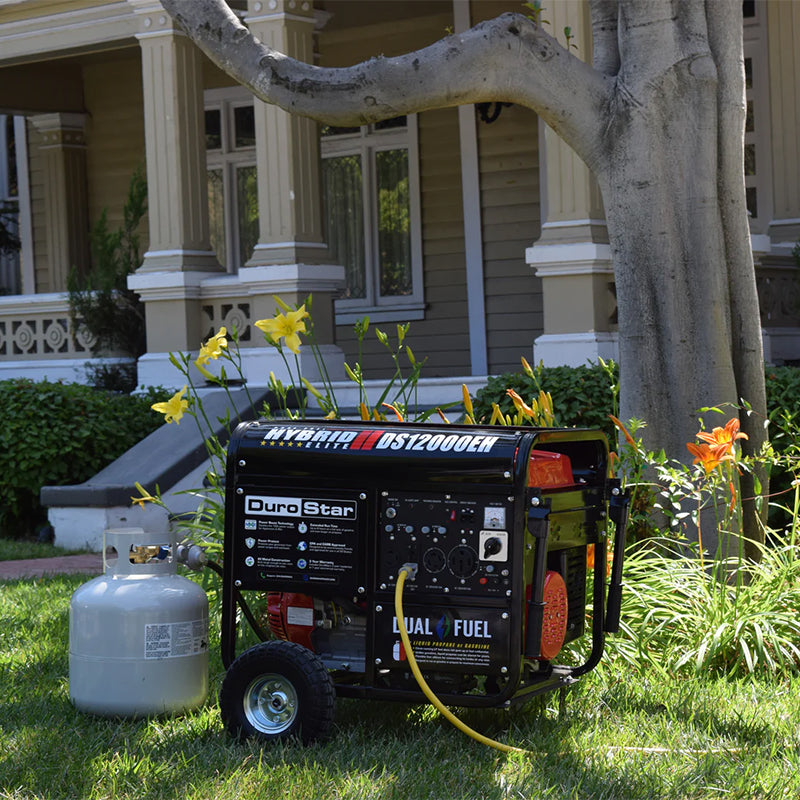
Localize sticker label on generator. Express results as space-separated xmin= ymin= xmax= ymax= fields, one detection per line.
xmin=375 ymin=606 xmax=510 ymax=672
xmin=144 ymin=619 xmax=208 ymax=660
xmin=235 ymin=490 xmax=362 ymax=592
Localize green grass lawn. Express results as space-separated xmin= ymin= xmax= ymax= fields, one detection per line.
xmin=0 ymin=538 xmax=88 ymax=562
xmin=1 ymin=573 xmax=798 ymax=800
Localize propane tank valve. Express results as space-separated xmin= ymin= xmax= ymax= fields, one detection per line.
xmin=175 ymin=543 xmax=208 ymax=571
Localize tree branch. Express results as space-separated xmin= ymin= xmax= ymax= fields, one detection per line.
xmin=160 ymin=0 xmax=609 ymax=159
xmin=590 ymin=0 xmax=621 ymax=76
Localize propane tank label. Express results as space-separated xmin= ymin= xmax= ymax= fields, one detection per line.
xmin=144 ymin=619 xmax=208 ymax=660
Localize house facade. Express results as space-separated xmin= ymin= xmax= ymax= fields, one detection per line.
xmin=0 ymin=0 xmax=798 ymax=402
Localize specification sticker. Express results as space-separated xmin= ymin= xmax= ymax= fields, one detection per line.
xmin=144 ymin=619 xmax=208 ymax=660
xmin=234 ymin=489 xmax=364 ymax=593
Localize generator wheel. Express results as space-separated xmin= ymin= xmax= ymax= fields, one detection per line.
xmin=220 ymin=640 xmax=335 ymax=744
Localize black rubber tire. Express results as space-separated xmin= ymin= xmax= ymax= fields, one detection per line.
xmin=219 ymin=640 xmax=335 ymax=744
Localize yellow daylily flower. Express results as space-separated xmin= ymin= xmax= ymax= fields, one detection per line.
xmin=255 ymin=305 xmax=309 ymax=354
xmin=301 ymin=377 xmax=325 ymax=402
xmin=151 ymin=385 xmax=189 ymax=424
xmin=490 ymin=403 xmax=507 ymax=426
xmin=521 ymin=357 xmax=535 ymax=378
xmin=462 ymin=384 xmax=474 ymax=421
xmin=195 ymin=326 xmax=228 ymax=367
xmin=131 ymin=482 xmax=157 ymax=509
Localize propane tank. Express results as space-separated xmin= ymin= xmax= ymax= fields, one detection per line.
xmin=69 ymin=528 xmax=209 ymax=717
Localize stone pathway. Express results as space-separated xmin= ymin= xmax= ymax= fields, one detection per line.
xmin=0 ymin=553 xmax=104 ymax=580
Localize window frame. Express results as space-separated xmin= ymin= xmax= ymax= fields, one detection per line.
xmin=742 ymin=2 xmax=773 ymax=234
xmin=204 ymin=87 xmax=259 ymax=272
xmin=321 ymin=115 xmax=424 ymax=324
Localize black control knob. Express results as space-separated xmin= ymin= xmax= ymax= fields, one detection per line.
xmin=483 ymin=537 xmax=503 ymax=559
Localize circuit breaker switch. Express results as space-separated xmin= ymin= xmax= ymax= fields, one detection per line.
xmin=479 ymin=530 xmax=508 ymax=562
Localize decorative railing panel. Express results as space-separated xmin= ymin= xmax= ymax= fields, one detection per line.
xmin=0 ymin=294 xmax=94 ymax=360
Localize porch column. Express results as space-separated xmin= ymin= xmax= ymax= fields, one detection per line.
xmin=526 ymin=3 xmax=616 ymax=367
xmin=241 ymin=0 xmax=344 ymax=354
xmin=128 ymin=2 xmax=222 ymax=359
xmin=29 ymin=113 xmax=89 ymax=292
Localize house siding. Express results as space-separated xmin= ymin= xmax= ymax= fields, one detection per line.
xmin=319 ymin=7 xmax=471 ymax=380
xmin=26 ymin=122 xmax=50 ymax=294
xmin=83 ymin=52 xmax=146 ymax=238
xmin=477 ymin=103 xmax=542 ymax=374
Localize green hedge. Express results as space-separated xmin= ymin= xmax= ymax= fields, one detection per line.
xmin=472 ymin=362 xmax=618 ymax=438
xmin=0 ymin=380 xmax=168 ymax=539
xmin=473 ymin=363 xmax=800 ymax=530
xmin=473 ymin=362 xmax=799 ymax=438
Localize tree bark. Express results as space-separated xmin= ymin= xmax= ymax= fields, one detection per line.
xmin=160 ymin=0 xmax=768 ymax=550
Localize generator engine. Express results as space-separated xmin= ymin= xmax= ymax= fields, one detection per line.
xmin=219 ymin=420 xmax=628 ymax=743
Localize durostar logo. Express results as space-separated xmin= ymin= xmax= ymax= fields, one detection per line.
xmin=245 ymin=495 xmax=357 ymax=519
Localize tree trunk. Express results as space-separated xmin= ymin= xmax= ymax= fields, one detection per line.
xmin=160 ymin=0 xmax=768 ymax=552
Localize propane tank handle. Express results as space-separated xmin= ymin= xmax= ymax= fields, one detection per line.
xmin=103 ymin=528 xmax=176 ymax=576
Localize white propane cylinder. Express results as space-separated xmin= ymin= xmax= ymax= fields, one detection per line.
xmin=69 ymin=528 xmax=209 ymax=717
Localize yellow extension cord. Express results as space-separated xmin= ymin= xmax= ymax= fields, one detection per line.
xmin=394 ymin=566 xmax=530 ymax=755
xmin=394 ymin=566 xmax=741 ymax=760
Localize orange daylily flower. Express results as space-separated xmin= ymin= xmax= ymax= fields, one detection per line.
xmin=382 ymin=402 xmax=405 ymax=422
xmin=507 ymin=388 xmax=535 ymax=418
xmin=609 ymin=415 xmax=636 ymax=447
xmin=696 ymin=418 xmax=748 ymax=457
xmin=686 ymin=441 xmax=735 ymax=474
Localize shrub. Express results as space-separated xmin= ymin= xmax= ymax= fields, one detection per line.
xmin=471 ymin=361 xmax=617 ymax=438
xmin=0 ymin=380 xmax=167 ymax=539
xmin=67 ymin=167 xmax=147 ymax=393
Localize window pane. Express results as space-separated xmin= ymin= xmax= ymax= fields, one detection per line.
xmin=321 ymin=124 xmax=360 ymax=137
xmin=5 ymin=117 xmax=17 ymax=197
xmin=207 ymin=168 xmax=226 ymax=267
xmin=375 ymin=116 xmax=407 ymax=131
xmin=746 ymin=187 xmax=758 ymax=219
xmin=323 ymin=155 xmax=365 ymax=299
xmin=236 ymin=165 xmax=259 ymax=267
xmin=205 ymin=110 xmax=222 ymax=150
xmin=376 ymin=149 xmax=411 ymax=297
xmin=744 ymin=57 xmax=753 ymax=91
xmin=234 ymin=105 xmax=256 ymax=148
xmin=744 ymin=143 xmax=756 ymax=176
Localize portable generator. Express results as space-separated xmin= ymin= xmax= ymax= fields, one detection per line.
xmin=219 ymin=419 xmax=629 ymax=744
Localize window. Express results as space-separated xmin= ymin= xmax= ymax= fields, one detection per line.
xmin=205 ymin=88 xmax=259 ymax=271
xmin=321 ymin=116 xmax=423 ymax=323
xmin=0 ymin=115 xmax=21 ymax=295
xmin=742 ymin=0 xmax=772 ymax=232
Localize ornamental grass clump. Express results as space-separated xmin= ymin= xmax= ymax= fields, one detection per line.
xmin=604 ymin=407 xmax=800 ymax=679
xmin=609 ymin=531 xmax=800 ymax=679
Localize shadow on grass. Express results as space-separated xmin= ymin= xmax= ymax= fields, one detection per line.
xmin=1 ymin=574 xmax=796 ymax=799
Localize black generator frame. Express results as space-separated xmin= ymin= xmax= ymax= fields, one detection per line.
xmin=220 ymin=419 xmax=629 ymax=709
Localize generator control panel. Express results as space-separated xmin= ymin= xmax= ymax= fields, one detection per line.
xmin=375 ymin=489 xmax=514 ymax=597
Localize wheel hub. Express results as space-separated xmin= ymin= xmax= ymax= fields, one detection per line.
xmin=244 ymin=674 xmax=298 ymax=734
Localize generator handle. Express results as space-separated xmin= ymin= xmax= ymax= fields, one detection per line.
xmin=604 ymin=483 xmax=631 ymax=634
xmin=570 ymin=537 xmax=607 ymax=677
